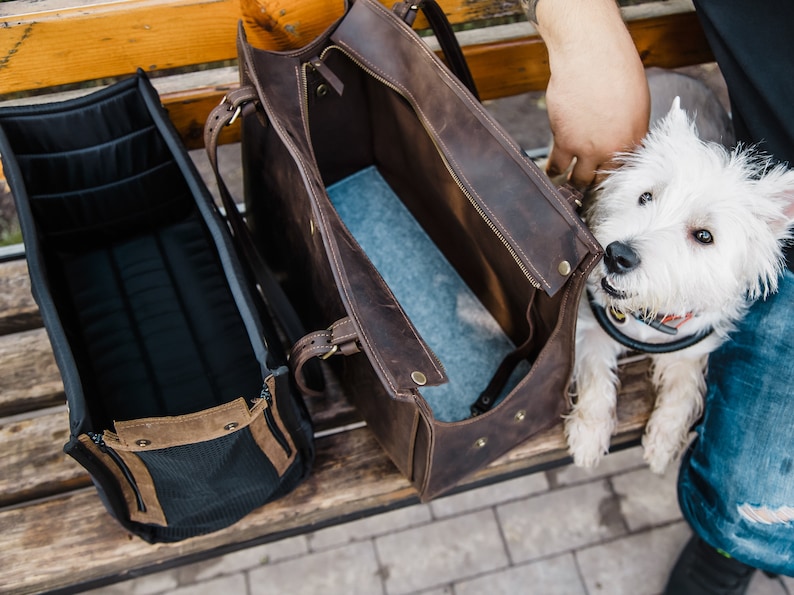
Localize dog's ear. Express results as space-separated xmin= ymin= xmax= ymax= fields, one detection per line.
xmin=775 ymin=169 xmax=794 ymax=233
xmin=756 ymin=167 xmax=794 ymax=242
xmin=654 ymin=96 xmax=697 ymax=139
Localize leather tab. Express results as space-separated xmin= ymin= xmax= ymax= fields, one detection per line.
xmin=558 ymin=183 xmax=584 ymax=211
xmin=203 ymin=86 xmax=258 ymax=164
xmin=291 ymin=318 xmax=361 ymax=396
xmin=392 ymin=1 xmax=418 ymax=25
xmin=308 ymin=56 xmax=345 ymax=96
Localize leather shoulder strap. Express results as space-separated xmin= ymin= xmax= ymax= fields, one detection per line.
xmin=392 ymin=0 xmax=480 ymax=100
xmin=204 ymin=90 xmax=312 ymax=356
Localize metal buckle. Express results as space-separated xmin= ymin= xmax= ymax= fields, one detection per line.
xmin=319 ymin=344 xmax=338 ymax=360
xmin=218 ymin=95 xmax=243 ymax=126
xmin=227 ymin=105 xmax=242 ymax=126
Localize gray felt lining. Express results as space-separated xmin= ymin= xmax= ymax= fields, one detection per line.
xmin=327 ymin=166 xmax=528 ymax=422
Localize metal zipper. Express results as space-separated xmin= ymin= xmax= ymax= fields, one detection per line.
xmin=259 ymin=383 xmax=292 ymax=456
xmin=87 ymin=431 xmax=146 ymax=513
xmin=303 ymin=52 xmax=447 ymax=377
xmin=309 ymin=45 xmax=542 ymax=290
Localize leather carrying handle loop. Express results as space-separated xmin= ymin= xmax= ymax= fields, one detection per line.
xmin=291 ymin=318 xmax=362 ymax=397
xmin=204 ymin=89 xmax=323 ymax=390
xmin=393 ymin=0 xmax=480 ymax=100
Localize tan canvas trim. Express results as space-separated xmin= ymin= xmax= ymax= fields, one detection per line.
xmin=106 ymin=397 xmax=266 ymax=451
xmin=114 ymin=450 xmax=167 ymax=525
xmin=77 ymin=434 xmax=166 ymax=526
xmin=249 ymin=375 xmax=296 ymax=475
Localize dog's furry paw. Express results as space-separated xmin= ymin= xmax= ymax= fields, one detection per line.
xmin=565 ymin=413 xmax=613 ymax=468
xmin=641 ymin=428 xmax=686 ymax=474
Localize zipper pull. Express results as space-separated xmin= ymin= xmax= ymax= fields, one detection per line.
xmin=88 ymin=431 xmax=107 ymax=450
xmin=258 ymin=380 xmax=292 ymax=456
xmin=260 ymin=382 xmax=273 ymax=405
xmin=308 ymin=56 xmax=345 ymax=97
xmin=86 ymin=432 xmax=147 ymax=512
xmin=393 ymin=1 xmax=420 ymax=26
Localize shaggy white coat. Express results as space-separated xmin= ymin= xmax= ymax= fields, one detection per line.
xmin=568 ymin=98 xmax=794 ymax=473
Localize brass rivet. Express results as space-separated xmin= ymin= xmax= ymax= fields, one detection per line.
xmin=411 ymin=371 xmax=427 ymax=386
xmin=514 ymin=410 xmax=527 ymax=422
xmin=316 ymin=83 xmax=329 ymax=98
xmin=474 ymin=437 xmax=488 ymax=448
xmin=224 ymin=422 xmax=239 ymax=431
xmin=135 ymin=439 xmax=151 ymax=447
xmin=558 ymin=260 xmax=572 ymax=276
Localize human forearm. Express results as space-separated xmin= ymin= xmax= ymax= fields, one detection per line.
xmin=526 ymin=0 xmax=650 ymax=187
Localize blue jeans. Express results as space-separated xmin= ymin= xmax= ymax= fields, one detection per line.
xmin=678 ymin=269 xmax=794 ymax=576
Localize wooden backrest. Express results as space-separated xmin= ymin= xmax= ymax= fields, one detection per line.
xmin=0 ymin=0 xmax=712 ymax=148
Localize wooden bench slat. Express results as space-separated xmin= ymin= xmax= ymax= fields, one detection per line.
xmin=0 ymin=0 xmax=242 ymax=95
xmin=0 ymin=323 xmax=360 ymax=425
xmin=1 ymin=0 xmax=709 ymax=101
xmin=466 ymin=11 xmax=713 ymax=100
xmin=0 ymin=352 xmax=653 ymax=544
xmin=0 ymin=407 xmax=89 ymax=509
xmin=0 ymin=254 xmax=360 ymax=424
xmin=163 ymin=85 xmax=242 ymax=150
xmin=0 ymin=2 xmax=712 ymax=149
xmin=0 ymin=328 xmax=64 ymax=418
xmin=0 ymin=369 xmax=653 ymax=595
xmin=0 ymin=259 xmax=40 ymax=336
xmin=152 ymin=11 xmax=713 ymax=149
xmin=0 ymin=426 xmax=412 ymax=595
xmin=0 ymin=0 xmax=540 ymax=95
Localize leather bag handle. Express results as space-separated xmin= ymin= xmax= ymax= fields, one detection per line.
xmin=290 ymin=318 xmax=362 ymax=397
xmin=392 ymin=0 xmax=480 ymax=100
xmin=204 ymin=87 xmax=325 ymax=391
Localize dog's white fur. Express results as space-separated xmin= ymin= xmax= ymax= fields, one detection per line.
xmin=567 ymin=97 xmax=794 ymax=473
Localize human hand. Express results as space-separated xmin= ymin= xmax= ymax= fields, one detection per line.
xmin=534 ymin=0 xmax=650 ymax=188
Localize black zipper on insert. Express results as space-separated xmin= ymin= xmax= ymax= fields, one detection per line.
xmin=260 ymin=384 xmax=292 ymax=456
xmin=88 ymin=432 xmax=147 ymax=512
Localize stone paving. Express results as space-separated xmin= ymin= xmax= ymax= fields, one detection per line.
xmin=88 ymin=445 xmax=794 ymax=595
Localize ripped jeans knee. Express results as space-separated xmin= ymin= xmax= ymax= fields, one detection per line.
xmin=677 ymin=271 xmax=794 ymax=577
xmin=737 ymin=504 xmax=794 ymax=525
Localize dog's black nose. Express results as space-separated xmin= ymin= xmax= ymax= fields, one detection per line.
xmin=604 ymin=241 xmax=640 ymax=274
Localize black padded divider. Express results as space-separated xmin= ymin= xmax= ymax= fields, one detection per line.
xmin=0 ymin=74 xmax=263 ymax=427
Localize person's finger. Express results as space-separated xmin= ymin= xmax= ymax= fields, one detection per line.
xmin=569 ymin=155 xmax=599 ymax=190
xmin=545 ymin=143 xmax=574 ymax=179
xmin=591 ymin=155 xmax=622 ymax=187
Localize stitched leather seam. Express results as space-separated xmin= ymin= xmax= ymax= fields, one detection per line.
xmin=354 ymin=0 xmax=600 ymax=260
xmin=337 ymin=5 xmax=555 ymax=287
xmin=243 ymin=49 xmax=442 ymax=393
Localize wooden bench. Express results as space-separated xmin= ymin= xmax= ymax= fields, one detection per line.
xmin=0 ymin=0 xmax=713 ymax=592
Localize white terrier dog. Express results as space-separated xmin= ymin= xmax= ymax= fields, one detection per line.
xmin=566 ymin=94 xmax=794 ymax=473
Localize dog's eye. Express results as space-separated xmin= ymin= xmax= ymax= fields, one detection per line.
xmin=638 ymin=192 xmax=652 ymax=205
xmin=694 ymin=229 xmax=714 ymax=244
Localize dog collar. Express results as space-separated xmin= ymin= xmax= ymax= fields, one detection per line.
xmin=586 ymin=290 xmax=713 ymax=353
xmin=612 ymin=308 xmax=693 ymax=336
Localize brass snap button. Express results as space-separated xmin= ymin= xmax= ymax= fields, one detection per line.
xmin=474 ymin=437 xmax=488 ymax=448
xmin=224 ymin=422 xmax=239 ymax=431
xmin=135 ymin=439 xmax=151 ymax=447
xmin=411 ymin=371 xmax=427 ymax=386
xmin=558 ymin=260 xmax=572 ymax=276
xmin=514 ymin=410 xmax=527 ymax=422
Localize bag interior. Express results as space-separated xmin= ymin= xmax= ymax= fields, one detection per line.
xmin=309 ymin=49 xmax=549 ymax=422
xmin=327 ymin=166 xmax=530 ymax=421
xmin=1 ymin=83 xmax=263 ymax=430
